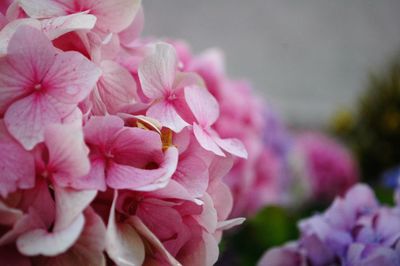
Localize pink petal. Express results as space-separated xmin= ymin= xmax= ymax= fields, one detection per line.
xmin=18 ymin=0 xmax=66 ymax=18
xmin=41 ymin=12 xmax=97 ymax=40
xmin=45 ymin=123 xmax=91 ymax=187
xmin=93 ymin=60 xmax=137 ymax=114
xmin=84 ymin=115 xmax=124 ymax=147
xmin=71 ymin=156 xmax=107 ymax=191
xmin=173 ymin=153 xmax=209 ymax=198
xmin=16 ymin=213 xmax=85 ymax=256
xmin=111 ymin=127 xmax=162 ymax=166
xmin=195 ymin=193 xmax=218 ymax=233
xmin=139 ymin=42 xmax=178 ymax=99
xmin=36 ymin=208 xmax=107 ymax=266
xmin=7 ymin=26 xmax=56 ymax=83
xmin=213 ymin=135 xmax=248 ymax=159
xmin=208 ymin=182 xmax=234 ymax=221
xmin=217 ymin=218 xmax=245 ymax=231
xmin=0 ymin=121 xmax=35 ymax=197
xmin=128 ymin=216 xmax=182 ymax=266
xmin=4 ymin=94 xmax=63 ymax=150
xmin=106 ymin=191 xmax=145 ymax=266
xmin=184 ymin=85 xmax=219 ymax=127
xmin=45 ymin=51 xmax=101 ymax=104
xmin=0 ymin=18 xmax=41 ymax=56
xmin=107 ymin=147 xmax=179 ymax=191
xmin=192 ymin=124 xmax=224 ymax=157
xmin=147 ymin=100 xmax=189 ymax=132
xmin=53 ymin=186 xmax=96 ymax=231
xmin=91 ymin=0 xmax=141 ymax=33
xmin=119 ymin=7 xmax=144 ymax=45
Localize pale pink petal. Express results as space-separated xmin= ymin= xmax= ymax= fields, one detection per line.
xmin=71 ymin=156 xmax=107 ymax=191
xmin=195 ymin=193 xmax=218 ymax=233
xmin=107 ymin=147 xmax=179 ymax=191
xmin=93 ymin=60 xmax=137 ymax=114
xmin=179 ymin=231 xmax=219 ymax=266
xmin=193 ymin=124 xmax=224 ymax=157
xmin=41 ymin=12 xmax=97 ymax=40
xmin=184 ymin=86 xmax=219 ymax=127
xmin=45 ymin=123 xmax=90 ymax=187
xmin=7 ymin=26 xmax=56 ymax=81
xmin=36 ymin=208 xmax=107 ymax=266
xmin=18 ymin=0 xmax=66 ymax=18
xmin=139 ymin=42 xmax=178 ymax=99
xmin=214 ymin=135 xmax=248 ymax=159
xmin=53 ymin=186 xmax=96 ymax=231
xmin=172 ymin=153 xmax=209 ymax=198
xmin=90 ymin=0 xmax=141 ymax=33
xmin=147 ymin=100 xmax=189 ymax=132
xmin=0 ymin=201 xmax=23 ymax=226
xmin=45 ymin=51 xmax=101 ymax=104
xmin=84 ymin=115 xmax=124 ymax=147
xmin=208 ymin=182 xmax=234 ymax=221
xmin=0 ymin=180 xmax=55 ymax=246
xmin=128 ymin=216 xmax=182 ymax=266
xmin=150 ymin=180 xmax=196 ymax=202
xmin=16 ymin=213 xmax=85 ymax=256
xmin=0 ymin=121 xmax=35 ymax=197
xmin=119 ymin=7 xmax=144 ymax=46
xmin=106 ymin=191 xmax=145 ymax=266
xmin=217 ymin=218 xmax=245 ymax=231
xmin=0 ymin=19 xmax=41 ymax=56
xmin=4 ymin=94 xmax=63 ymax=150
xmin=111 ymin=127 xmax=162 ymax=166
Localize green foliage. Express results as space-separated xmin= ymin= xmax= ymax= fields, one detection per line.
xmin=331 ymin=55 xmax=400 ymax=180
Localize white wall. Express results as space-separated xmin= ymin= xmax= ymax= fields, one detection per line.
xmin=142 ymin=0 xmax=400 ymax=127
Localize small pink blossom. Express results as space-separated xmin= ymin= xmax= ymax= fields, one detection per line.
xmin=0 ymin=26 xmax=101 ymax=150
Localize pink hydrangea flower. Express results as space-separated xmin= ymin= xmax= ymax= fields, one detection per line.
xmin=0 ymin=1 xmax=248 ymax=265
xmin=294 ymin=132 xmax=359 ymax=201
xmin=0 ymin=26 xmax=101 ymax=150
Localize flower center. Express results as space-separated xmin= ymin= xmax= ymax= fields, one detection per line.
xmin=34 ymin=83 xmax=42 ymax=91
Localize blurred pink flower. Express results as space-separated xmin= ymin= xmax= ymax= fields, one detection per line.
xmin=295 ymin=132 xmax=359 ymax=200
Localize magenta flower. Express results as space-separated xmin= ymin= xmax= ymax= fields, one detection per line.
xmin=295 ymin=132 xmax=359 ymax=200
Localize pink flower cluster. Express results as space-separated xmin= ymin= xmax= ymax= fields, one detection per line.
xmin=292 ymin=132 xmax=359 ymax=201
xmin=0 ymin=1 xmax=248 ymax=265
xmin=170 ymin=45 xmax=291 ymax=217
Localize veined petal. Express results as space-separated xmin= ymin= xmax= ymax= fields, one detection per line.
xmin=4 ymin=94 xmax=63 ymax=150
xmin=213 ymin=136 xmax=248 ymax=159
xmin=45 ymin=51 xmax=101 ymax=104
xmin=53 ymin=186 xmax=97 ymax=232
xmin=185 ymin=85 xmax=219 ymax=127
xmin=41 ymin=12 xmax=97 ymax=40
xmin=107 ymin=147 xmax=179 ymax=191
xmin=147 ymin=100 xmax=189 ymax=132
xmin=45 ymin=123 xmax=91 ymax=187
xmin=94 ymin=60 xmax=137 ymax=114
xmin=192 ymin=124 xmax=224 ymax=157
xmin=0 ymin=121 xmax=35 ymax=197
xmin=139 ymin=42 xmax=178 ymax=99
xmin=16 ymin=214 xmax=85 ymax=256
xmin=106 ymin=191 xmax=145 ymax=266
xmin=19 ymin=0 xmax=66 ymax=18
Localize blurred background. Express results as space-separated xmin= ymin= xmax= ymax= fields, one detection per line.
xmin=142 ymin=1 xmax=400 ymax=265
xmin=143 ymin=0 xmax=400 ymax=128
